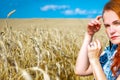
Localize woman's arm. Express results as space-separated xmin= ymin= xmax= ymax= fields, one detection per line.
xmin=89 ymin=59 xmax=107 ymax=80
xmin=75 ymin=16 xmax=102 ymax=76
xmin=75 ymin=32 xmax=93 ymax=76
xmin=88 ymin=40 xmax=107 ymax=80
xmin=117 ymin=75 xmax=120 ymax=80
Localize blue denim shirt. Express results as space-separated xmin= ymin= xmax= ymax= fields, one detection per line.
xmin=100 ymin=44 xmax=119 ymax=80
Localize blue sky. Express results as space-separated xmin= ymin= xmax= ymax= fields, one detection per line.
xmin=0 ymin=0 xmax=109 ymax=18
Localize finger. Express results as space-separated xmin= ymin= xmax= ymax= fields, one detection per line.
xmin=96 ymin=39 xmax=101 ymax=49
xmin=88 ymin=22 xmax=94 ymax=27
xmin=94 ymin=19 xmax=101 ymax=31
xmin=90 ymin=42 xmax=94 ymax=47
xmin=91 ymin=20 xmax=98 ymax=26
xmin=88 ymin=43 xmax=92 ymax=50
xmin=94 ymin=19 xmax=101 ymax=25
xmin=93 ymin=41 xmax=97 ymax=48
xmin=90 ymin=19 xmax=101 ymax=28
xmin=96 ymin=15 xmax=102 ymax=20
xmin=96 ymin=25 xmax=101 ymax=30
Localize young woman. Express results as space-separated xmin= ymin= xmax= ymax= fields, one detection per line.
xmin=75 ymin=1 xmax=120 ymax=80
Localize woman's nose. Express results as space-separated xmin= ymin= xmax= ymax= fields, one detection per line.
xmin=108 ymin=26 xmax=116 ymax=34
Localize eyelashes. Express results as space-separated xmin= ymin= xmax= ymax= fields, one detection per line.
xmin=104 ymin=20 xmax=120 ymax=28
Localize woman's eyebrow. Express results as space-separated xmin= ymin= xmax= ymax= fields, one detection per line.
xmin=104 ymin=24 xmax=109 ymax=26
xmin=112 ymin=20 xmax=120 ymax=24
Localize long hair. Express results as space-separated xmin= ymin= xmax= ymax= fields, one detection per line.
xmin=102 ymin=1 xmax=120 ymax=18
xmin=102 ymin=1 xmax=120 ymax=76
xmin=111 ymin=44 xmax=120 ymax=76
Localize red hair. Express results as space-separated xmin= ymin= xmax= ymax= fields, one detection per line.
xmin=103 ymin=1 xmax=120 ymax=76
xmin=111 ymin=44 xmax=120 ymax=76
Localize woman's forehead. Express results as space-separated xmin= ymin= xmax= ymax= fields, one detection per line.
xmin=103 ymin=10 xmax=119 ymax=23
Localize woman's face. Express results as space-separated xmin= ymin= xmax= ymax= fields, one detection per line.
xmin=103 ymin=10 xmax=120 ymax=44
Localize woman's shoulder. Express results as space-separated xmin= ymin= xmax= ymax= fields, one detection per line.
xmin=99 ymin=44 xmax=118 ymax=67
xmin=100 ymin=44 xmax=118 ymax=57
xmin=103 ymin=44 xmax=118 ymax=53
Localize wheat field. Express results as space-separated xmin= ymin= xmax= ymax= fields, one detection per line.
xmin=0 ymin=19 xmax=108 ymax=80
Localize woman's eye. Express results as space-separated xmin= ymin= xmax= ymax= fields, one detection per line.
xmin=104 ymin=25 xmax=110 ymax=28
xmin=112 ymin=20 xmax=120 ymax=26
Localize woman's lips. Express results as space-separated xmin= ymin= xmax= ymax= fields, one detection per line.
xmin=111 ymin=36 xmax=118 ymax=40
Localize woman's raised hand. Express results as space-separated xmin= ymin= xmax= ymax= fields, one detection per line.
xmin=88 ymin=39 xmax=102 ymax=60
xmin=87 ymin=16 xmax=102 ymax=36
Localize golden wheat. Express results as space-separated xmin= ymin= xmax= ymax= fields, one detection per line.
xmin=0 ymin=19 xmax=108 ymax=80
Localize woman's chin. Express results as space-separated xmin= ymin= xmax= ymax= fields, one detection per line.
xmin=111 ymin=40 xmax=120 ymax=45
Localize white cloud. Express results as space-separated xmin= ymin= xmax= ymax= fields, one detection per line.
xmin=40 ymin=5 xmax=69 ymax=11
xmin=75 ymin=8 xmax=87 ymax=14
xmin=62 ymin=10 xmax=74 ymax=15
xmin=63 ymin=8 xmax=101 ymax=15
xmin=40 ymin=5 xmax=102 ymax=17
